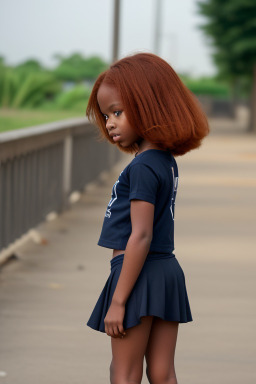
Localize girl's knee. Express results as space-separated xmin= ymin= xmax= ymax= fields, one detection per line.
xmin=110 ymin=360 xmax=143 ymax=384
xmin=146 ymin=365 xmax=177 ymax=384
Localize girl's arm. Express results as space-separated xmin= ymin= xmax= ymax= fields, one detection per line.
xmin=104 ymin=199 xmax=155 ymax=338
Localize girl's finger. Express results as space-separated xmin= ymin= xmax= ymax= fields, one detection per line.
xmin=105 ymin=324 xmax=110 ymax=336
xmin=109 ymin=326 xmax=118 ymax=338
xmin=113 ymin=326 xmax=120 ymax=337
xmin=105 ymin=322 xmax=114 ymax=337
xmin=118 ymin=324 xmax=126 ymax=336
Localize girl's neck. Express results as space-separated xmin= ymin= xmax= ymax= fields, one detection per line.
xmin=135 ymin=139 xmax=164 ymax=156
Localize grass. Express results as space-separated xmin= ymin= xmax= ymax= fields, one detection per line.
xmin=0 ymin=108 xmax=86 ymax=133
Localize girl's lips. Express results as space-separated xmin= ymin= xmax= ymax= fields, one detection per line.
xmin=113 ymin=134 xmax=121 ymax=142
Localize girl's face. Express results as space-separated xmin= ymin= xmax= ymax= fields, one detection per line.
xmin=97 ymin=83 xmax=141 ymax=148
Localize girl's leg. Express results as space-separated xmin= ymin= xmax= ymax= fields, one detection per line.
xmin=110 ymin=316 xmax=154 ymax=384
xmin=145 ymin=317 xmax=179 ymax=384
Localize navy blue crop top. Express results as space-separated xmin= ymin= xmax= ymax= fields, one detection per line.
xmin=97 ymin=149 xmax=179 ymax=253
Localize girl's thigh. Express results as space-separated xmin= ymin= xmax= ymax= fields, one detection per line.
xmin=145 ymin=317 xmax=179 ymax=381
xmin=110 ymin=316 xmax=154 ymax=381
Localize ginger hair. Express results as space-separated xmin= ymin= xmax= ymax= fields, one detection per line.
xmin=86 ymin=52 xmax=209 ymax=156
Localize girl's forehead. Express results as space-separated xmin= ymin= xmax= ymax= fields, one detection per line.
xmin=97 ymin=83 xmax=122 ymax=107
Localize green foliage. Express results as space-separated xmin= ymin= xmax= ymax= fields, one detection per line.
xmin=0 ymin=52 xmax=107 ymax=112
xmin=197 ymin=0 xmax=256 ymax=78
xmin=15 ymin=59 xmax=44 ymax=75
xmin=53 ymin=53 xmax=108 ymax=82
xmin=54 ymin=85 xmax=91 ymax=110
xmin=12 ymin=72 xmax=61 ymax=108
xmin=0 ymin=66 xmax=62 ymax=108
xmin=0 ymin=52 xmax=109 ymax=111
xmin=182 ymin=76 xmax=230 ymax=98
xmin=0 ymin=68 xmax=18 ymax=106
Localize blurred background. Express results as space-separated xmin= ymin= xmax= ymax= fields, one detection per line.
xmin=1 ymin=0 xmax=255 ymax=132
xmin=0 ymin=1 xmax=255 ymax=384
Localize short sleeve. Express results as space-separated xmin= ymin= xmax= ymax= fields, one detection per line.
xmin=129 ymin=163 xmax=160 ymax=205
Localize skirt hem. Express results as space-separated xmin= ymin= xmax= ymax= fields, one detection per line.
xmin=86 ymin=252 xmax=193 ymax=334
xmin=87 ymin=313 xmax=193 ymax=333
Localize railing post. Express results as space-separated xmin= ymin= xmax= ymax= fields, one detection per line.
xmin=62 ymin=133 xmax=73 ymax=209
xmin=0 ymin=118 xmax=122 ymax=253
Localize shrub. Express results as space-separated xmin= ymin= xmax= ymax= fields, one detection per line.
xmin=54 ymin=85 xmax=91 ymax=109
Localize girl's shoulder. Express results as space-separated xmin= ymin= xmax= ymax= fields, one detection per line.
xmin=123 ymin=149 xmax=178 ymax=184
xmin=128 ymin=149 xmax=176 ymax=169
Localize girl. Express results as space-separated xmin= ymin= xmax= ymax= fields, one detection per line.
xmin=86 ymin=52 xmax=209 ymax=384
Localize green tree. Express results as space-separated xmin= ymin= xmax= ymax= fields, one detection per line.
xmin=0 ymin=67 xmax=61 ymax=108
xmin=181 ymin=75 xmax=230 ymax=98
xmin=54 ymin=85 xmax=91 ymax=110
xmin=0 ymin=56 xmax=5 ymax=66
xmin=15 ymin=59 xmax=44 ymax=74
xmin=0 ymin=60 xmax=61 ymax=108
xmin=53 ymin=53 xmax=108 ymax=82
xmin=11 ymin=72 xmax=61 ymax=108
xmin=197 ymin=0 xmax=256 ymax=131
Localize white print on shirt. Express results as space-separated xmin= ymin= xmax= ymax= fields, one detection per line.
xmin=170 ymin=167 xmax=179 ymax=220
xmin=105 ymin=171 xmax=123 ymax=218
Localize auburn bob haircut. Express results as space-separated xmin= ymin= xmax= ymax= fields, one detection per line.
xmin=86 ymin=52 xmax=209 ymax=156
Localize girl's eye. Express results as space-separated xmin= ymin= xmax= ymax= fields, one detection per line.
xmin=103 ymin=111 xmax=122 ymax=120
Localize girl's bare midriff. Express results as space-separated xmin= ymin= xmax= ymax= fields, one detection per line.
xmin=112 ymin=249 xmax=125 ymax=259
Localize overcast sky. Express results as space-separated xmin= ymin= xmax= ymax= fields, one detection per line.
xmin=0 ymin=0 xmax=216 ymax=77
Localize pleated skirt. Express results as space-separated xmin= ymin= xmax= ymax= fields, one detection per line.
xmin=87 ymin=252 xmax=193 ymax=333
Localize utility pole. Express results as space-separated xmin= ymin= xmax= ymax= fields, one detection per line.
xmin=153 ymin=0 xmax=163 ymax=55
xmin=112 ymin=0 xmax=121 ymax=63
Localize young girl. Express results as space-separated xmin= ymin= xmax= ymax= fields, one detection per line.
xmin=86 ymin=52 xmax=209 ymax=384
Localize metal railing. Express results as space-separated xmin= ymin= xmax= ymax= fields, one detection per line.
xmin=0 ymin=118 xmax=122 ymax=252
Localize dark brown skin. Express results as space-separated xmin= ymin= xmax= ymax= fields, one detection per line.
xmin=104 ymin=199 xmax=155 ymax=338
xmin=97 ymin=82 xmax=179 ymax=383
xmin=97 ymin=82 xmax=164 ymax=339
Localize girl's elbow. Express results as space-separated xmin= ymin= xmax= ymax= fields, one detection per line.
xmin=131 ymin=231 xmax=153 ymax=245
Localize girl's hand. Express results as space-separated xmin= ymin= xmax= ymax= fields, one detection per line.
xmin=104 ymin=300 xmax=126 ymax=338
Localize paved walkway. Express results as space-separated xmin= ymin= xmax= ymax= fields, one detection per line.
xmin=0 ymin=117 xmax=256 ymax=384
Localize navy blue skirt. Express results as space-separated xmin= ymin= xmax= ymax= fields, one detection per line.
xmin=87 ymin=252 xmax=193 ymax=333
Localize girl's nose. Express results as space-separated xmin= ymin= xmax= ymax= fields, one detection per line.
xmin=106 ymin=118 xmax=115 ymax=131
